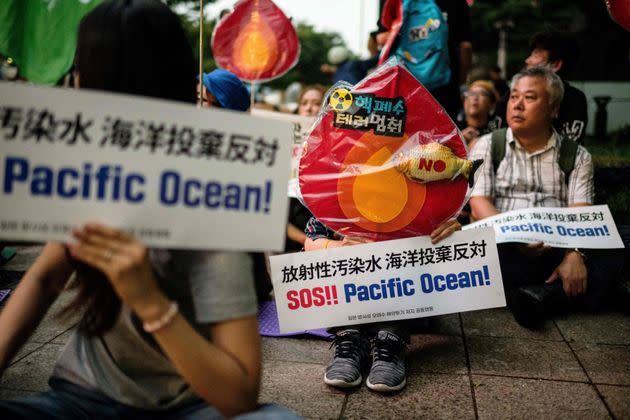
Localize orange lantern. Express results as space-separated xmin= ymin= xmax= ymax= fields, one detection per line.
xmin=212 ymin=0 xmax=300 ymax=82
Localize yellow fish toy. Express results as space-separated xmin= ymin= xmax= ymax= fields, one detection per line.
xmin=396 ymin=142 xmax=483 ymax=187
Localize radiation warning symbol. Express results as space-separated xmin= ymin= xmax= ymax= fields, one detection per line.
xmin=299 ymin=61 xmax=469 ymax=241
xmin=329 ymin=88 xmax=353 ymax=111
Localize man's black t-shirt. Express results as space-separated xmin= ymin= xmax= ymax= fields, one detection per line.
xmin=556 ymin=82 xmax=588 ymax=143
xmin=495 ymin=80 xmax=588 ymax=143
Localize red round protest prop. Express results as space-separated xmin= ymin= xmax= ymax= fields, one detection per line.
xmin=606 ymin=0 xmax=630 ymax=31
xmin=212 ymin=0 xmax=300 ymax=82
xmin=299 ymin=61 xmax=470 ymax=241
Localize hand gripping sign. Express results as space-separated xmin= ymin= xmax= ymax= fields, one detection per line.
xmin=270 ymin=228 xmax=505 ymax=333
xmin=464 ymin=205 xmax=625 ymax=249
xmin=0 ymin=83 xmax=292 ymax=251
xmin=298 ymin=59 xmax=481 ymax=241
xmin=212 ymin=0 xmax=300 ymax=83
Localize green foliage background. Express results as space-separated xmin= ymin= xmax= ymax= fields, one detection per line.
xmin=178 ymin=14 xmax=345 ymax=90
xmin=470 ymin=0 xmax=630 ymax=80
xmin=173 ymin=0 xmax=629 ymax=90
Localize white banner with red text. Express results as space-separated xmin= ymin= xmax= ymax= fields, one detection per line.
xmin=269 ymin=228 xmax=505 ymax=333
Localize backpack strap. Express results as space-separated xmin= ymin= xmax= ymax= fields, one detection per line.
xmin=491 ymin=128 xmax=577 ymax=185
xmin=557 ymin=135 xmax=578 ymax=184
xmin=490 ymin=128 xmax=508 ymax=174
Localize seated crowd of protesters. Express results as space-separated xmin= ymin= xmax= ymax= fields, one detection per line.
xmin=0 ymin=1 xmax=628 ymax=415
xmin=469 ymin=66 xmax=629 ymax=328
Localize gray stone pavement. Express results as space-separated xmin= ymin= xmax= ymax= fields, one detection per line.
xmin=1 ymin=246 xmax=629 ymax=419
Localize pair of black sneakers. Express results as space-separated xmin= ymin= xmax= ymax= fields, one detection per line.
xmin=324 ymin=329 xmax=406 ymax=393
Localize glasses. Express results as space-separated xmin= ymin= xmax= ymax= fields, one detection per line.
xmin=464 ymin=91 xmax=492 ymax=99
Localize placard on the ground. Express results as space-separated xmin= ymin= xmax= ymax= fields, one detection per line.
xmin=269 ymin=228 xmax=505 ymax=333
xmin=0 ymin=82 xmax=292 ymax=251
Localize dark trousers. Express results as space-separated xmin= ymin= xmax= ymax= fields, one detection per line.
xmin=497 ymin=243 xmax=625 ymax=313
xmin=0 ymin=378 xmax=300 ymax=420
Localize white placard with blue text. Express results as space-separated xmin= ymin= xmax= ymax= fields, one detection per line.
xmin=0 ymin=82 xmax=292 ymax=251
xmin=269 ymin=228 xmax=505 ymax=333
xmin=463 ymin=205 xmax=624 ymax=249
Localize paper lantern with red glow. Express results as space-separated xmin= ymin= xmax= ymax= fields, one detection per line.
xmin=212 ymin=0 xmax=300 ymax=82
xmin=299 ymin=60 xmax=470 ymax=242
xmin=606 ymin=0 xmax=630 ymax=31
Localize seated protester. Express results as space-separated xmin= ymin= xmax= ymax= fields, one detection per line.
xmin=0 ymin=1 xmax=298 ymax=418
xmin=456 ymin=80 xmax=501 ymax=224
xmin=456 ymin=80 xmax=502 ymax=151
xmin=296 ymin=84 xmax=326 ymax=117
xmin=283 ymin=85 xmax=326 ymax=253
xmin=469 ymin=66 xmax=626 ymax=329
xmin=305 ymin=217 xmax=461 ymax=392
xmin=495 ymin=30 xmax=588 ymax=144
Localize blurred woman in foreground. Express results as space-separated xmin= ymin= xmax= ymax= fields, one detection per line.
xmin=0 ymin=1 xmax=298 ymax=418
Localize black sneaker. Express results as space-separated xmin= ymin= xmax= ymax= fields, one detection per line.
xmin=366 ymin=330 xmax=406 ymax=392
xmin=324 ymin=329 xmax=370 ymax=388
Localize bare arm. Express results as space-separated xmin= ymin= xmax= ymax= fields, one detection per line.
xmin=67 ymin=224 xmax=260 ymax=417
xmin=545 ymin=202 xmax=590 ymax=297
xmin=0 ymin=242 xmax=73 ymax=371
xmin=287 ymin=223 xmax=307 ymax=246
xmin=469 ymin=196 xmax=499 ymax=221
xmin=146 ymin=298 xmax=261 ymax=416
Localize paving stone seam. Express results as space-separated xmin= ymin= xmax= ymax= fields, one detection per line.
xmin=49 ymin=325 xmax=76 ymax=343
xmin=473 ymin=372 xmax=591 ymax=385
xmin=8 ymin=343 xmax=46 ymax=367
xmin=14 ymin=325 xmax=75 ymax=361
xmin=410 ymin=368 xmax=469 ymax=375
xmin=552 ymin=320 xmax=616 ymax=419
xmin=458 ymin=313 xmax=480 ymax=420
xmin=462 ymin=333 xmax=564 ymax=343
xmin=569 ymin=342 xmax=630 ymax=348
xmin=0 ymin=386 xmax=41 ymax=393
xmin=262 ymin=359 xmax=328 ymax=367
xmin=591 ymin=382 xmax=630 ymax=388
xmin=337 ymin=394 xmax=349 ymax=420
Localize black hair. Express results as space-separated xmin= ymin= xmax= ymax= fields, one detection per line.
xmin=529 ymin=31 xmax=580 ymax=78
xmin=76 ymin=0 xmax=196 ymax=103
xmin=65 ymin=0 xmax=196 ymax=336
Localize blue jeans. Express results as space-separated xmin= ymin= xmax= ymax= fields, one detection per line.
xmin=0 ymin=378 xmax=301 ymax=420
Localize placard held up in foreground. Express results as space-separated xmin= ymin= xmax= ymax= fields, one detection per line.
xmin=0 ymin=82 xmax=292 ymax=251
